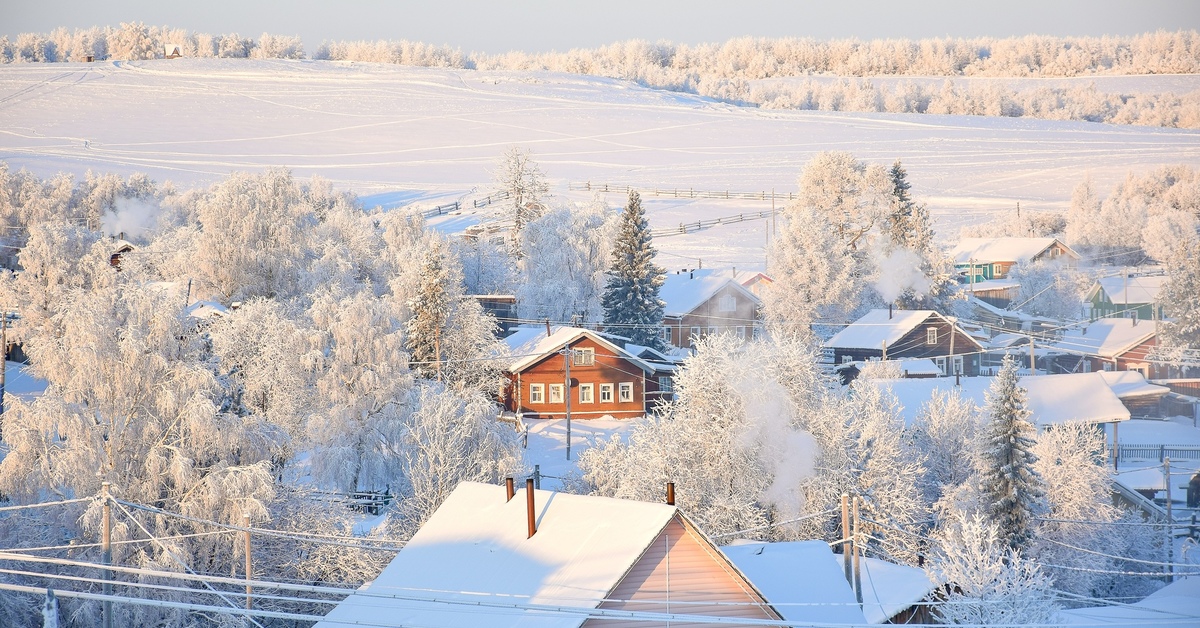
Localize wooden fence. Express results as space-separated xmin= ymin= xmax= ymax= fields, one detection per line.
xmin=1115 ymin=444 xmax=1200 ymax=462
xmin=570 ymin=181 xmax=796 ymax=202
xmin=420 ymin=190 xmax=512 ymax=218
xmin=651 ymin=208 xmax=780 ymax=238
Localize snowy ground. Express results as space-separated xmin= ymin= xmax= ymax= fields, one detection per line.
xmin=520 ymin=416 xmax=634 ymax=490
xmin=3 ymin=58 xmax=1199 ymax=264
xmin=752 ymin=73 xmax=1200 ymax=94
xmin=4 ymin=360 xmax=47 ymax=403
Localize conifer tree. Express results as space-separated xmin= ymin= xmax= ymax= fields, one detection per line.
xmin=406 ymin=246 xmax=452 ymax=380
xmin=978 ymin=355 xmax=1046 ymax=552
xmin=601 ymin=190 xmax=666 ymax=350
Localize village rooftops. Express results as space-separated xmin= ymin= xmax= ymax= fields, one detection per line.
xmin=659 ymin=268 xmax=760 ymax=318
xmin=1050 ymin=318 xmax=1158 ymax=359
xmin=949 ymin=237 xmax=1078 ymax=264
xmin=314 ymin=482 xmax=782 ymax=628
xmin=1090 ymin=274 xmax=1168 ymax=306
xmin=824 ymin=309 xmax=938 ymax=350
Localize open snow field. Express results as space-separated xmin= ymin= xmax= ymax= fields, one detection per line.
xmin=3 ymin=58 xmax=1200 ymax=269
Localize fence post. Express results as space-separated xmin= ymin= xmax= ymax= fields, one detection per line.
xmin=533 ymin=464 xmax=541 ymax=490
xmin=243 ymin=513 xmax=252 ymax=610
xmin=102 ymin=482 xmax=112 ymax=628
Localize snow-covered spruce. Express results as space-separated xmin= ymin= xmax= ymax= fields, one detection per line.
xmin=600 ymin=190 xmax=667 ymax=351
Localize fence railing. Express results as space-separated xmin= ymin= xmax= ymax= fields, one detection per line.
xmin=652 ymin=208 xmax=780 ymax=238
xmin=1115 ymin=444 xmax=1200 ymax=462
xmin=570 ymin=182 xmax=796 ymax=202
xmin=420 ymin=190 xmax=513 ymax=219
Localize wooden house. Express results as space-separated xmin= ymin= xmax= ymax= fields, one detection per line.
xmin=1086 ymin=274 xmax=1167 ymax=322
xmin=950 ymin=237 xmax=1078 ymax=283
xmin=1047 ymin=318 xmax=1163 ymax=379
xmin=823 ymin=309 xmax=986 ymax=377
xmin=502 ymin=326 xmax=668 ymax=419
xmin=660 ymin=269 xmax=762 ymax=349
xmin=315 ymin=481 xmax=788 ymax=628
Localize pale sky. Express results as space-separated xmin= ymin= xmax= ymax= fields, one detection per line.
xmin=5 ymin=0 xmax=1199 ymax=54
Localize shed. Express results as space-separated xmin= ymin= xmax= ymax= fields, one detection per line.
xmin=314 ymin=482 xmax=784 ymax=628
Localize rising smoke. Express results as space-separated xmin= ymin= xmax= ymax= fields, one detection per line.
xmin=100 ymin=197 xmax=159 ymax=240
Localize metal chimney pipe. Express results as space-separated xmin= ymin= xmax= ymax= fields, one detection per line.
xmin=889 ymin=303 xmax=893 ymax=319
xmin=526 ymin=479 xmax=537 ymax=538
xmin=505 ymin=477 xmax=515 ymax=502
xmin=666 ymin=482 xmax=675 ymax=506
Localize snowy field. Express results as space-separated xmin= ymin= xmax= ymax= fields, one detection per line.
xmin=753 ymin=73 xmax=1200 ymax=94
xmin=4 ymin=360 xmax=47 ymax=403
xmin=3 ymin=58 xmax=1200 ymax=269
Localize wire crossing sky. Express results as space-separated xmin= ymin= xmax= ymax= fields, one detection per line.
xmin=5 ymin=0 xmax=1199 ymax=55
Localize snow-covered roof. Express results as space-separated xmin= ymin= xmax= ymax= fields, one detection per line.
xmin=722 ymin=540 xmax=937 ymax=625
xmin=988 ymin=333 xmax=1031 ymax=349
xmin=184 ymin=299 xmax=228 ymax=320
xmin=1097 ymin=371 xmax=1170 ymax=400
xmin=950 ymin=237 xmax=1076 ymax=264
xmin=504 ymin=326 xmax=656 ymax=375
xmin=1059 ymin=577 xmax=1200 ymax=628
xmin=824 ymin=309 xmax=985 ymax=352
xmin=314 ymin=482 xmax=679 ymax=628
xmin=837 ymin=358 xmax=943 ymax=377
xmin=963 ymin=278 xmax=1021 ymax=292
xmin=1050 ymin=319 xmax=1158 ymax=359
xmin=872 ymin=372 xmax=1131 ymax=426
xmin=1091 ymin=275 xmax=1168 ymax=305
xmin=659 ymin=269 xmax=760 ymax=318
xmin=722 ymin=540 xmax=867 ymax=625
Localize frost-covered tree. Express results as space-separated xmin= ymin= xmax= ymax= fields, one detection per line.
xmin=518 ymin=200 xmax=619 ymax=324
xmin=601 ymin=190 xmax=666 ymax=350
xmin=406 ymin=245 xmax=453 ymax=381
xmin=978 ymin=356 xmax=1046 ymax=552
xmin=930 ymin=512 xmax=1058 ymax=625
xmin=580 ymin=335 xmax=820 ymax=538
xmin=911 ymin=389 xmax=982 ymax=507
xmin=1158 ymin=241 xmax=1200 ymax=369
xmin=798 ymin=151 xmax=892 ymax=249
xmin=453 ymin=234 xmax=516 ymax=295
xmin=1007 ymin=259 xmax=1087 ymax=320
xmin=494 ymin=147 xmax=549 ymax=255
xmin=764 ymin=205 xmax=860 ymax=336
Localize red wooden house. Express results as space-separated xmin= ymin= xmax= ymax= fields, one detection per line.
xmin=502 ymin=326 xmax=669 ymax=419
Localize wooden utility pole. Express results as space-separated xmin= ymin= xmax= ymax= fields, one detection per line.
xmin=102 ymin=482 xmax=112 ymax=628
xmin=243 ymin=513 xmax=253 ymax=610
xmin=0 ymin=310 xmax=6 ymax=417
xmin=1029 ymin=335 xmax=1036 ymax=375
xmin=1165 ymin=457 xmax=1173 ymax=583
xmin=841 ymin=493 xmax=851 ymax=587
xmin=563 ymin=345 xmax=572 ymax=460
xmin=852 ymin=496 xmax=863 ymax=605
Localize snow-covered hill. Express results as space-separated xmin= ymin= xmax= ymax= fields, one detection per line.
xmin=2 ymin=58 xmax=1198 ymax=269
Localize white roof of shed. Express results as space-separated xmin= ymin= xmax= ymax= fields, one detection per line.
xmin=1093 ymin=275 xmax=1168 ymax=305
xmin=950 ymin=237 xmax=1074 ymax=264
xmin=1051 ymin=319 xmax=1157 ymax=359
xmin=871 ymin=372 xmax=1131 ymax=426
xmin=824 ymin=309 xmax=935 ymax=350
xmin=314 ymin=482 xmax=679 ymax=628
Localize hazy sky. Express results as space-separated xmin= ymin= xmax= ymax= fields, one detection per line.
xmin=5 ymin=1 xmax=1199 ymax=54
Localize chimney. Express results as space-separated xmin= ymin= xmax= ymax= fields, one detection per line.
xmin=889 ymin=303 xmax=893 ymax=319
xmin=666 ymin=482 xmax=675 ymax=506
xmin=505 ymin=477 xmax=515 ymax=502
xmin=689 ymin=271 xmax=693 ymax=279
xmin=526 ymin=478 xmax=537 ymax=538
xmin=545 ymin=319 xmax=552 ymax=337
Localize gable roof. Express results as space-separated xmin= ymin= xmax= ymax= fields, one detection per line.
xmin=824 ymin=309 xmax=985 ymax=352
xmin=950 ymin=237 xmax=1077 ymax=264
xmin=869 ymin=372 xmax=1131 ymax=426
xmin=504 ymin=326 xmax=656 ymax=375
xmin=1050 ymin=318 xmax=1158 ymax=359
xmin=659 ymin=269 xmax=760 ymax=318
xmin=314 ymin=482 xmax=769 ymax=628
xmin=1090 ymin=275 xmax=1168 ymax=306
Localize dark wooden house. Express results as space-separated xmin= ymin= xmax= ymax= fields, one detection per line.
xmin=823 ymin=309 xmax=986 ymax=377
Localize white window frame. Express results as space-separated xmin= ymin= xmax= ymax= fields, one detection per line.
xmin=579 ymin=383 xmax=594 ymax=404
xmin=926 ymin=327 xmax=938 ymax=345
xmin=707 ymin=325 xmax=718 ymax=337
xmin=736 ymin=326 xmax=746 ymax=340
xmin=658 ymin=375 xmax=674 ymax=393
xmin=719 ymin=294 xmax=737 ymax=312
xmin=661 ymin=327 xmax=672 ymax=342
xmin=599 ymin=383 xmax=614 ymax=403
xmin=689 ymin=327 xmax=701 ymax=347
xmin=548 ymin=383 xmax=564 ymax=403
xmin=529 ymin=383 xmax=545 ymax=404
xmin=752 ymin=325 xmax=763 ymax=340
xmin=935 ymin=357 xmax=947 ymax=375
xmin=952 ymin=355 xmax=964 ymax=376
xmin=618 ymin=382 xmax=634 ymax=403
xmin=573 ymin=347 xmax=595 ymax=366
xmin=1082 ymin=360 xmax=1092 ymax=373
xmin=841 ymin=355 xmax=854 ymax=364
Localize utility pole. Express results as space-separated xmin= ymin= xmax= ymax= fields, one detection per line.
xmin=102 ymin=482 xmax=112 ymax=628
xmin=0 ymin=310 xmax=6 ymax=417
xmin=841 ymin=493 xmax=851 ymax=587
xmin=243 ymin=513 xmax=253 ymax=610
xmin=852 ymin=496 xmax=863 ymax=605
xmin=1165 ymin=457 xmax=1173 ymax=582
xmin=1029 ymin=335 xmax=1036 ymax=376
xmin=563 ymin=345 xmax=572 ymax=460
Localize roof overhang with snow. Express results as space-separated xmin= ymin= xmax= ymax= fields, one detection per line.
xmin=504 ymin=326 xmax=657 ymax=375
xmin=824 ymin=309 xmax=986 ymax=353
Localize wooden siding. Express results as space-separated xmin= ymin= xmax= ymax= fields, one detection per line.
xmin=585 ymin=515 xmax=780 ymax=628
xmin=1049 ymin=335 xmax=1166 ymax=380
xmin=664 ymin=284 xmax=761 ymax=349
xmin=831 ymin=315 xmax=981 ymax=377
xmin=502 ymin=335 xmax=655 ymax=419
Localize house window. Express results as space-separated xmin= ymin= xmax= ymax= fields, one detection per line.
xmin=579 ymin=383 xmax=594 ymax=403
xmin=719 ymin=294 xmax=737 ymax=312
xmin=689 ymin=327 xmax=701 ymax=347
xmin=529 ymin=384 xmax=545 ymax=404
xmin=926 ymin=327 xmax=938 ymax=345
xmin=736 ymin=326 xmax=746 ymax=340
xmin=752 ymin=326 xmax=763 ymax=340
xmin=953 ymin=355 xmax=964 ymax=376
xmin=619 ymin=382 xmax=633 ymax=402
xmin=661 ymin=327 xmax=672 ymax=343
xmin=573 ymin=348 xmax=595 ymax=366
xmin=1082 ymin=360 xmax=1091 ymax=373
xmin=708 ymin=326 xmax=718 ymax=336
xmin=841 ymin=355 xmax=854 ymax=364
xmin=1103 ymin=362 xmax=1114 ymax=372
xmin=549 ymin=383 xmax=564 ymax=403
xmin=658 ymin=375 xmax=674 ymax=393
xmin=935 ymin=357 xmax=947 ymax=375
xmin=599 ymin=383 xmax=614 ymax=403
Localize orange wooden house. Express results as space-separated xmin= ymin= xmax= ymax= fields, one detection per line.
xmin=502 ymin=326 xmax=672 ymax=420
xmin=315 ymin=481 xmax=788 ymax=628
